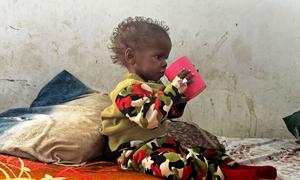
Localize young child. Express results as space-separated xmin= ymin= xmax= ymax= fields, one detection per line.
xmin=101 ymin=16 xmax=277 ymax=180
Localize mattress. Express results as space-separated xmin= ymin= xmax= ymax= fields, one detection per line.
xmin=0 ymin=137 xmax=298 ymax=179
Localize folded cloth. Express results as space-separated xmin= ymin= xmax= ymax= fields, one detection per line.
xmin=283 ymin=110 xmax=300 ymax=143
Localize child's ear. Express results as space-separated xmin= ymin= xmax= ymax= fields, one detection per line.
xmin=124 ymin=48 xmax=135 ymax=65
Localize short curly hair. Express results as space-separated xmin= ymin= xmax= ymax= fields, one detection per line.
xmin=109 ymin=16 xmax=170 ymax=65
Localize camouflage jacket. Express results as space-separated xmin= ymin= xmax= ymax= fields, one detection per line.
xmin=101 ymin=73 xmax=186 ymax=151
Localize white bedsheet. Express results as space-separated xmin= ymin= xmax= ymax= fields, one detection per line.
xmin=218 ymin=137 xmax=300 ymax=180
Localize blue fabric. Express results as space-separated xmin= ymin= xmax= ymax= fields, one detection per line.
xmin=0 ymin=70 xmax=95 ymax=135
xmin=31 ymin=70 xmax=95 ymax=107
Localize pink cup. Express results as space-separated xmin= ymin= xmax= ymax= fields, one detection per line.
xmin=164 ymin=56 xmax=206 ymax=99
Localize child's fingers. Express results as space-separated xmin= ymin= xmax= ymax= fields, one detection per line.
xmin=185 ymin=73 xmax=194 ymax=84
xmin=177 ymin=69 xmax=189 ymax=79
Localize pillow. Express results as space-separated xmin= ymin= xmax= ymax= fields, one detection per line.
xmin=165 ymin=120 xmax=225 ymax=150
xmin=0 ymin=70 xmax=111 ymax=164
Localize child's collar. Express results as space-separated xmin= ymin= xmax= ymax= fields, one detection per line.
xmin=124 ymin=73 xmax=145 ymax=82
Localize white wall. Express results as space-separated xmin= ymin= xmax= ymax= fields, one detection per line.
xmin=1 ymin=0 xmax=299 ymax=138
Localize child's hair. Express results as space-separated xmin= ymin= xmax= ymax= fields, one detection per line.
xmin=110 ymin=16 xmax=170 ymax=65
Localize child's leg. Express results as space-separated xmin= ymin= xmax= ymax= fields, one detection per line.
xmin=215 ymin=153 xmax=277 ymax=180
xmin=117 ymin=136 xmax=276 ymax=180
xmin=117 ymin=136 xmax=223 ymax=179
xmin=193 ymin=145 xmax=277 ymax=180
xmin=221 ymin=164 xmax=277 ymax=180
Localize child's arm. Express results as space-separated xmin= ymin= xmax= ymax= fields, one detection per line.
xmin=166 ymin=69 xmax=193 ymax=118
xmin=115 ymin=71 xmax=191 ymax=129
xmin=167 ymin=101 xmax=187 ymax=119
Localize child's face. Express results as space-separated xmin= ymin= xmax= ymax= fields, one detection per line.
xmin=131 ymin=35 xmax=171 ymax=82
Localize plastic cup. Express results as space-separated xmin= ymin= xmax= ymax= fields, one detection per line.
xmin=164 ymin=56 xmax=206 ymax=99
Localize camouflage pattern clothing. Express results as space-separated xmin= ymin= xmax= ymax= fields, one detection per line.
xmin=117 ymin=135 xmax=230 ymax=180
xmin=101 ymin=73 xmax=188 ymax=151
xmin=101 ymin=73 xmax=232 ymax=179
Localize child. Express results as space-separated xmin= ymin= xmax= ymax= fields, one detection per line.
xmin=101 ymin=16 xmax=277 ymax=180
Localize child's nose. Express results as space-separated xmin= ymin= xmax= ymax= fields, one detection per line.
xmin=161 ymin=59 xmax=167 ymax=69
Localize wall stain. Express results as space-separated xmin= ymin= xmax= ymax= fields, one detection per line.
xmin=207 ymin=31 xmax=229 ymax=61
xmin=204 ymin=68 xmax=221 ymax=81
xmin=11 ymin=51 xmax=14 ymax=60
xmin=213 ymin=31 xmax=229 ymax=56
xmin=231 ymin=37 xmax=252 ymax=64
xmin=9 ymin=26 xmax=20 ymax=31
xmin=226 ymin=95 xmax=231 ymax=113
xmin=230 ymin=37 xmax=269 ymax=80
xmin=68 ymin=43 xmax=83 ymax=57
xmin=210 ymin=98 xmax=214 ymax=106
xmin=179 ymin=41 xmax=184 ymax=46
xmin=185 ymin=104 xmax=193 ymax=122
xmin=62 ymin=20 xmax=72 ymax=28
xmin=28 ymin=33 xmax=33 ymax=39
xmin=230 ymin=73 xmax=238 ymax=91
xmin=51 ymin=41 xmax=60 ymax=54
xmin=24 ymin=42 xmax=38 ymax=51
xmin=245 ymin=96 xmax=258 ymax=136
xmin=94 ymin=41 xmax=101 ymax=49
xmin=0 ymin=79 xmax=31 ymax=87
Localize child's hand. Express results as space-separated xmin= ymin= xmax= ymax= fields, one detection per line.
xmin=177 ymin=69 xmax=194 ymax=85
xmin=171 ymin=69 xmax=194 ymax=94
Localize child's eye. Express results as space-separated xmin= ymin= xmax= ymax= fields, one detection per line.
xmin=154 ymin=55 xmax=161 ymax=59
xmin=154 ymin=55 xmax=168 ymax=60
